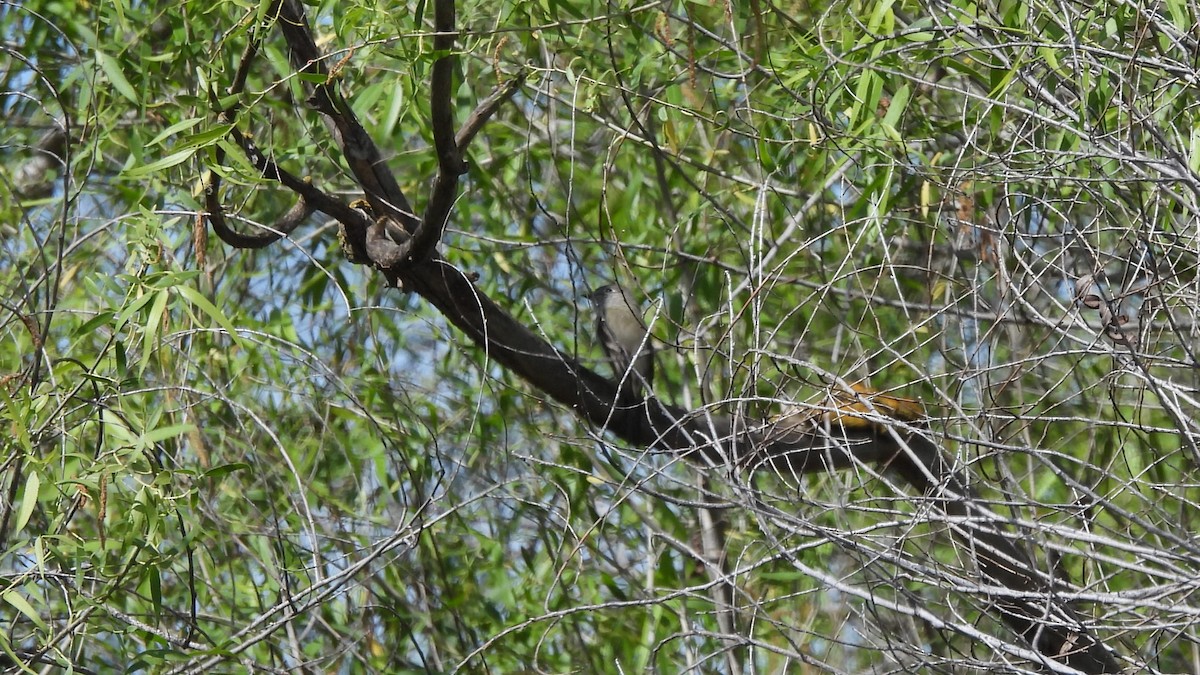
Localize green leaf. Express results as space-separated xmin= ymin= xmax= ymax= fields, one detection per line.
xmin=382 ymin=82 xmax=406 ymax=138
xmin=176 ymin=124 xmax=236 ymax=151
xmin=867 ymin=0 xmax=896 ymax=33
xmin=96 ymin=51 xmax=139 ymax=104
xmin=148 ymin=566 xmax=162 ymax=618
xmin=882 ymin=84 xmax=910 ymax=133
xmin=176 ymin=285 xmax=246 ymax=348
xmin=14 ymin=471 xmax=39 ymax=534
xmin=146 ymin=117 xmax=203 ymax=148
xmin=852 ymin=71 xmax=880 ymax=129
xmin=2 ymin=590 xmax=48 ymax=632
xmin=74 ymin=310 xmax=116 ymax=338
xmin=102 ymin=409 xmax=139 ymax=448
xmin=140 ymin=288 xmax=170 ymax=373
xmin=0 ymin=386 xmax=31 ymax=453
xmin=140 ymin=423 xmax=196 ymax=445
xmin=121 ymin=147 xmax=196 ymax=178
xmin=202 ymin=463 xmax=251 ymax=481
xmin=1190 ymin=125 xmax=1200 ymax=174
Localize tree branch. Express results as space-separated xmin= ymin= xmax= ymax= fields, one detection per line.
xmin=455 ymin=74 xmax=525 ymax=152
xmin=403 ymin=257 xmax=1120 ymax=672
xmin=413 ymin=0 xmax=468 ymax=262
xmin=274 ymin=0 xmax=420 ymax=235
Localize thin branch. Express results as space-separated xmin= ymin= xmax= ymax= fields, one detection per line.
xmin=204 ymin=125 xmax=373 ymax=251
xmin=455 ymin=73 xmax=526 ymax=151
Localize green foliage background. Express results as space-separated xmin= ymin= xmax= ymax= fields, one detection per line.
xmin=2 ymin=0 xmax=1198 ymax=671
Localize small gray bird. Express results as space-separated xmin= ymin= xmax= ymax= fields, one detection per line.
xmin=587 ymin=284 xmax=654 ymax=396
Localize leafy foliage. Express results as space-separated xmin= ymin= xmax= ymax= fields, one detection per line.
xmin=2 ymin=0 xmax=1198 ymax=672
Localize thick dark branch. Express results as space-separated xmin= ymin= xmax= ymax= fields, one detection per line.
xmin=403 ymin=257 xmax=1120 ymax=673
xmin=265 ymin=0 xmax=521 ymax=273
xmin=204 ymin=177 xmax=311 ymax=250
xmin=398 ymin=262 xmax=905 ymax=475
xmin=366 ymin=217 xmax=410 ymax=273
xmin=227 ymin=131 xmax=371 ymax=228
xmin=413 ymin=0 xmax=468 ymax=261
xmin=205 ymin=129 xmax=373 ymax=250
xmin=897 ymin=437 xmax=1120 ymax=673
xmin=228 ymin=33 xmax=260 ymax=106
xmin=273 ymin=0 xmax=420 ymax=235
xmin=205 ymin=32 xmax=318 ymax=250
xmin=429 ymin=0 xmax=463 ymax=174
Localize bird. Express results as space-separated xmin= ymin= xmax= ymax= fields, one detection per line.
xmin=587 ymin=284 xmax=655 ymax=398
xmin=767 ymin=381 xmax=926 ymax=445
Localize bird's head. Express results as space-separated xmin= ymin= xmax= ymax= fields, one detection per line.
xmin=586 ymin=284 xmax=619 ymax=302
